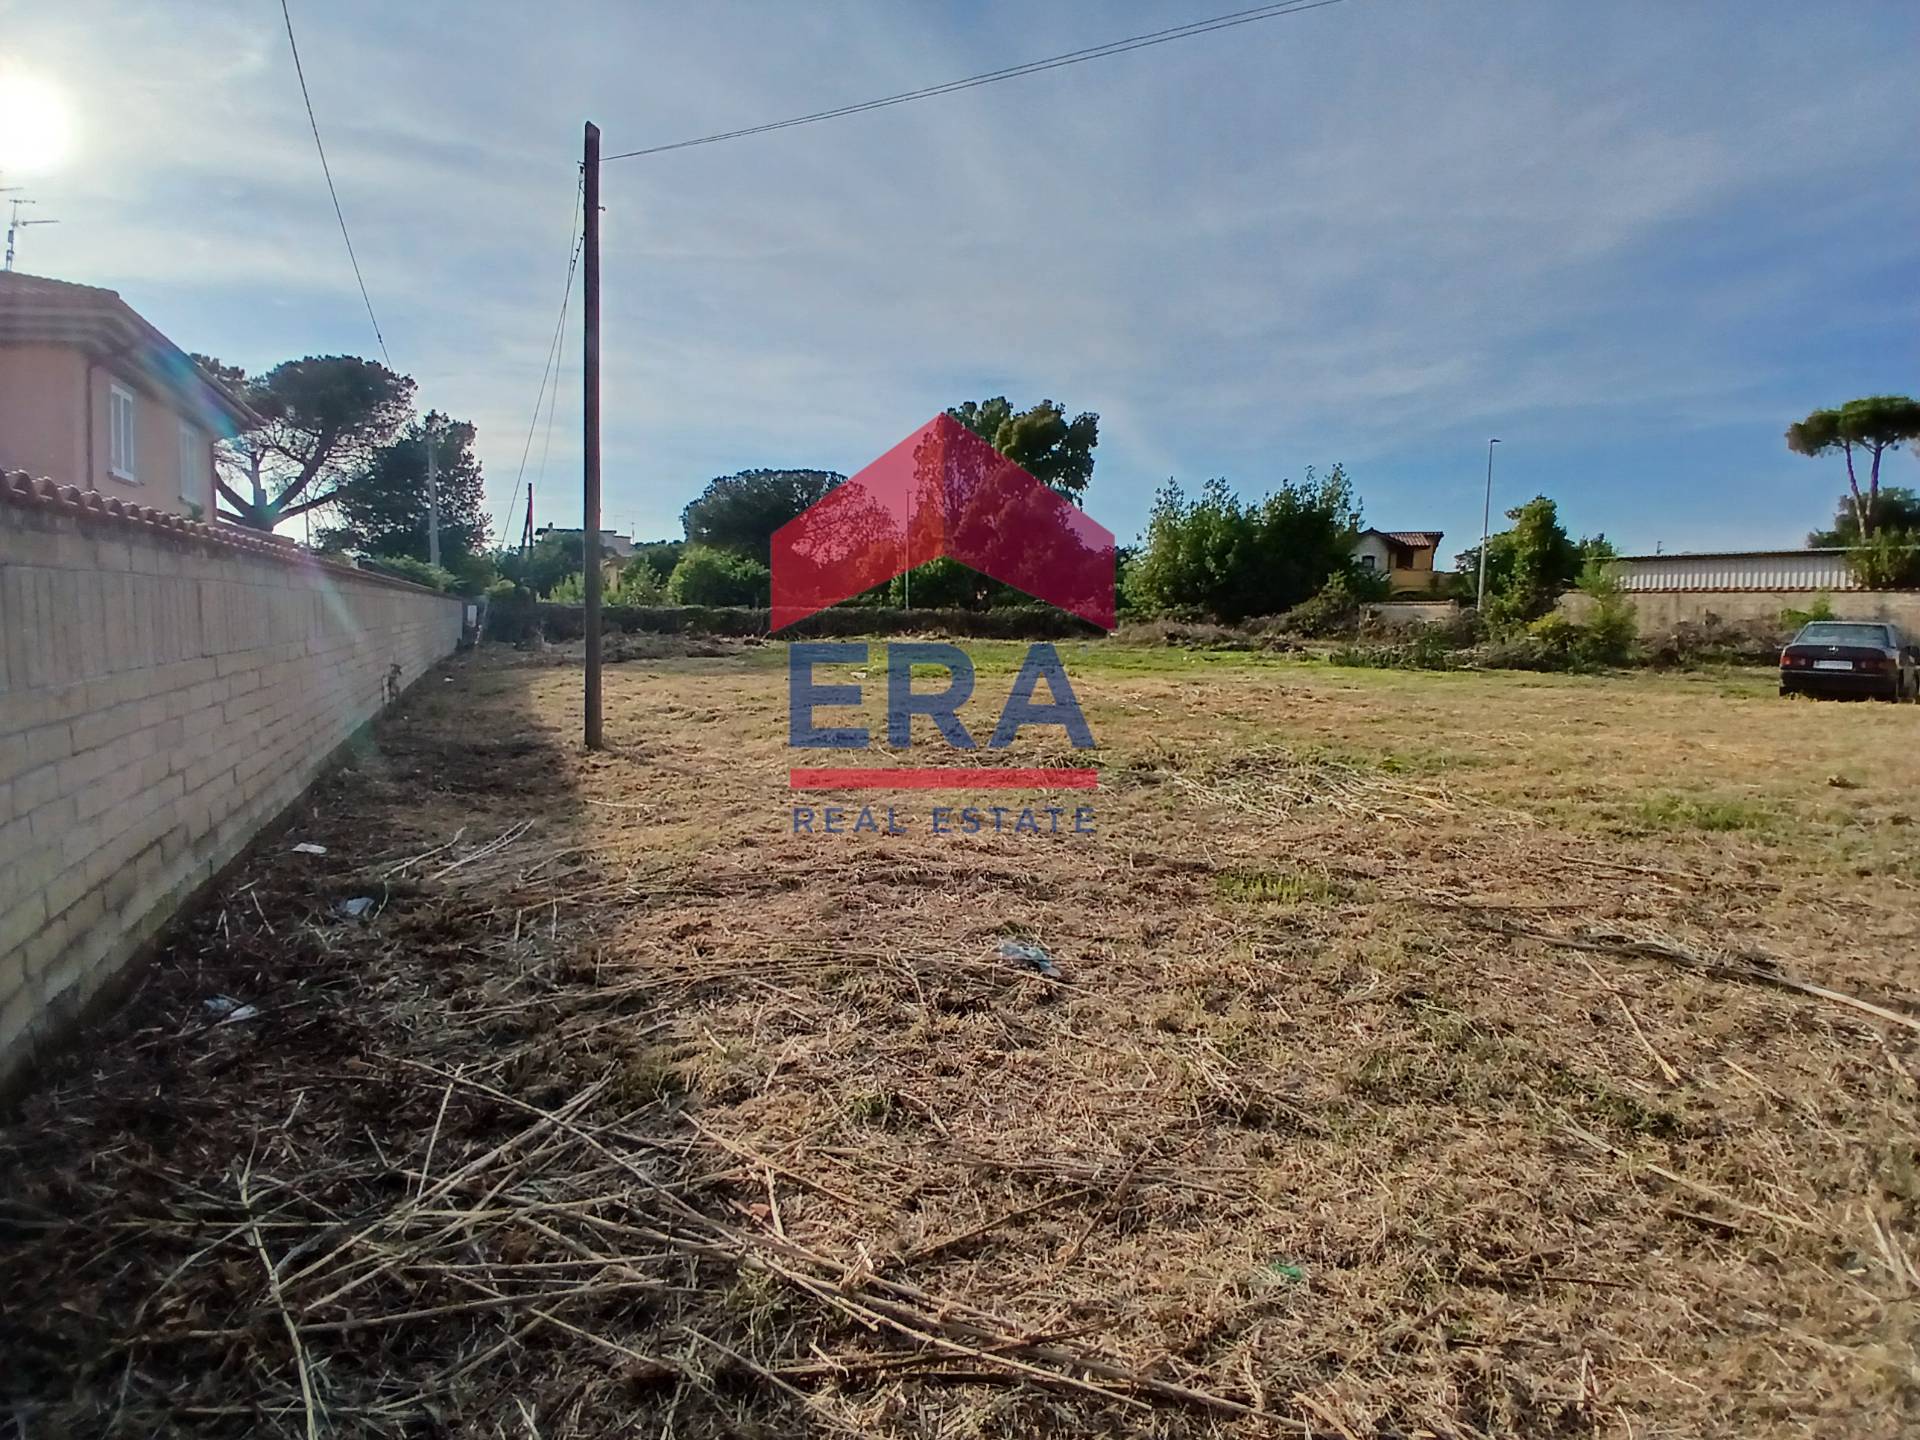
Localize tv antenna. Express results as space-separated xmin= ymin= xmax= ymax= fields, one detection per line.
xmin=5 ymin=198 xmax=60 ymax=272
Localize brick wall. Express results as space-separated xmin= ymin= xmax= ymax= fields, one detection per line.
xmin=0 ymin=476 xmax=462 ymax=1092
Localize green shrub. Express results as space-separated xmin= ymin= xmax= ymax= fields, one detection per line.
xmin=667 ymin=546 xmax=771 ymax=607
xmin=1846 ymin=530 xmax=1920 ymax=590
xmin=1280 ymin=572 xmax=1369 ymax=637
xmin=1577 ymin=605 xmax=1638 ymax=666
xmin=360 ymin=555 xmax=456 ymax=592
xmin=1127 ymin=467 xmax=1362 ymax=621
xmin=1471 ymin=634 xmax=1565 ymax=671
xmin=1780 ymin=593 xmax=1836 ymax=629
xmin=442 ymin=550 xmax=498 ymax=596
xmin=523 ymin=564 xmax=664 ymax=607
xmin=1479 ymin=603 xmax=1635 ymax=673
xmin=1464 ymin=562 xmax=1637 ymax=672
xmin=484 ymin=577 xmax=522 ymax=602
xmin=1477 ymin=496 xmax=1580 ymax=626
xmin=1525 ymin=612 xmax=1584 ymax=661
xmin=609 ymin=560 xmax=665 ymax=605
xmin=1346 ymin=563 xmax=1392 ymax=603
xmin=1569 ymin=556 xmax=1637 ymax=666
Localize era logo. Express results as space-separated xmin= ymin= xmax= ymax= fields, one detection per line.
xmin=789 ymin=642 xmax=1095 ymax=751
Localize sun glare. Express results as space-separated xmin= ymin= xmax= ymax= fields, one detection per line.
xmin=0 ymin=69 xmax=76 ymax=174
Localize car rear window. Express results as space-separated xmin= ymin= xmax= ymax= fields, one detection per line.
xmin=1794 ymin=622 xmax=1891 ymax=647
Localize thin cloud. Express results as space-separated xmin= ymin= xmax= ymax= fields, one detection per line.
xmin=3 ymin=0 xmax=1913 ymax=554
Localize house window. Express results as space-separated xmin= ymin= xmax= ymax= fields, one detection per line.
xmin=178 ymin=421 xmax=205 ymax=510
xmin=1358 ymin=554 xmax=1377 ymax=570
xmin=109 ymin=383 xmax=138 ymax=481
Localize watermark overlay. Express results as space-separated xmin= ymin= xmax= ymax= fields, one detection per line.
xmin=788 ymin=803 xmax=1098 ymax=836
xmin=772 ymin=415 xmax=1116 ymax=813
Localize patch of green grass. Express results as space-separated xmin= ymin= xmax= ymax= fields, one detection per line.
xmin=1633 ymin=792 xmax=1774 ymax=833
xmin=1348 ymin=1047 xmax=1499 ymax=1107
xmin=1215 ymin=867 xmax=1339 ymax=905
xmin=1547 ymin=1068 xmax=1686 ymax=1140
xmin=718 ymin=1268 xmax=787 ymax=1340
xmin=611 ymin=1046 xmax=688 ymax=1107
xmin=1292 ymin=741 xmax=1477 ymax=777
xmin=844 ymin=1090 xmax=898 ymax=1124
xmin=1409 ymin=1002 xmax=1507 ymax=1062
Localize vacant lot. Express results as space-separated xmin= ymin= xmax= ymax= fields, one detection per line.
xmin=2 ymin=642 xmax=1916 ymax=1438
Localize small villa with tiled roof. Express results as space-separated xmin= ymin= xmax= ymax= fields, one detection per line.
xmin=1351 ymin=527 xmax=1449 ymax=594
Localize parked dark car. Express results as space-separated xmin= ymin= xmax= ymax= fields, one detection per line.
xmin=1779 ymin=621 xmax=1919 ymax=700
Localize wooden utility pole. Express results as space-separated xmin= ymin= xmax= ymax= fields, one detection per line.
xmin=582 ymin=122 xmax=604 ymax=749
xmin=425 ymin=412 xmax=440 ymax=569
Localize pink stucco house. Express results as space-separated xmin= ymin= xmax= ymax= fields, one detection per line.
xmin=0 ymin=272 xmax=256 ymax=520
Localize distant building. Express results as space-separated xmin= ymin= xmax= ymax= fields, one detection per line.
xmin=0 ymin=272 xmax=258 ymax=521
xmin=1351 ymin=529 xmax=1447 ymax=594
xmin=1612 ymin=548 xmax=1863 ymax=592
xmin=533 ymin=525 xmax=636 ymax=561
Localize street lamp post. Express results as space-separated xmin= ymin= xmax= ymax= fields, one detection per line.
xmin=1476 ymin=438 xmax=1500 ymax=611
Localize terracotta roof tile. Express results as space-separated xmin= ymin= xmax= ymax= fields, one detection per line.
xmin=0 ymin=469 xmax=449 ymax=596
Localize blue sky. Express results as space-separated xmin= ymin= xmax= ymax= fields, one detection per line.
xmin=3 ymin=0 xmax=1916 ymax=561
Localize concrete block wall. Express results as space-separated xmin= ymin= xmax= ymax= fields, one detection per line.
xmin=0 ymin=477 xmax=462 ymax=1091
xmin=1558 ymin=587 xmax=1920 ymax=632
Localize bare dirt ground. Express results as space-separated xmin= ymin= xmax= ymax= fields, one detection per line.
xmin=2 ymin=641 xmax=1916 ymax=1438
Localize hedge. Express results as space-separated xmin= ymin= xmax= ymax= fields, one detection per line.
xmin=485 ymin=601 xmax=1104 ymax=643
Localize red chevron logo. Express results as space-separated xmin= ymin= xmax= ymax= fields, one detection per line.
xmin=770 ymin=414 xmax=1117 ymax=631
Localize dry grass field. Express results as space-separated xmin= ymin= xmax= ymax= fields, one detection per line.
xmin=2 ymin=639 xmax=1917 ymax=1438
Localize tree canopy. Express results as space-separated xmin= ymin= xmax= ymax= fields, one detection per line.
xmin=204 ymin=355 xmax=416 ymax=530
xmin=1809 ymin=485 xmax=1920 ymax=547
xmin=1125 ymin=465 xmax=1361 ymax=622
xmin=1450 ymin=496 xmax=1597 ymax=625
xmin=1786 ymin=396 xmax=1920 ymax=539
xmin=316 ymin=413 xmax=490 ymax=564
xmin=680 ymin=469 xmax=845 ymax=563
xmin=628 ymin=539 xmax=685 ymax=584
xmin=497 ymin=532 xmax=583 ymax=598
xmin=667 ymin=545 xmax=771 ymax=606
xmin=946 ymin=397 xmax=1099 ymax=501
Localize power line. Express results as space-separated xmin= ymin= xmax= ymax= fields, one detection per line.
xmin=530 ymin=259 xmax=575 ymax=514
xmin=279 ymin=0 xmax=391 ymax=366
xmin=603 ymin=0 xmax=1348 ymax=163
xmin=497 ymin=175 xmax=585 ymax=547
xmin=498 ymin=178 xmax=585 ymax=546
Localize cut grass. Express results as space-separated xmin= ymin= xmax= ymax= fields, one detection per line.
xmin=1 ymin=640 xmax=1915 ymax=1440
